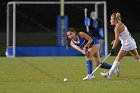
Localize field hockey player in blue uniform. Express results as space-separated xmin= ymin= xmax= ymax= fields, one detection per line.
xmin=66 ymin=28 xmax=112 ymax=80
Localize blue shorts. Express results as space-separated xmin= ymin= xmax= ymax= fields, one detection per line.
xmin=92 ymin=37 xmax=100 ymax=45
xmin=87 ymin=37 xmax=100 ymax=48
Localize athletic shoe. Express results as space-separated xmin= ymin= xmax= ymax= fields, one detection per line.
xmin=83 ymin=74 xmax=95 ymax=81
xmin=113 ymin=67 xmax=120 ymax=77
xmin=100 ymin=72 xmax=111 ymax=80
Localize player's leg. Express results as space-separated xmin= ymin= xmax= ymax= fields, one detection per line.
xmin=83 ymin=58 xmax=95 ymax=80
xmin=129 ymin=49 xmax=140 ymax=61
xmin=92 ymin=51 xmax=112 ymax=69
xmin=91 ymin=44 xmax=112 ymax=69
xmin=110 ymin=50 xmax=127 ymax=75
xmin=83 ymin=45 xmax=97 ymax=80
xmin=83 ymin=44 xmax=101 ymax=80
xmin=101 ymin=49 xmax=128 ymax=79
xmin=128 ymin=40 xmax=140 ymax=61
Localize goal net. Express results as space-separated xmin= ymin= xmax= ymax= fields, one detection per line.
xmin=6 ymin=1 xmax=108 ymax=57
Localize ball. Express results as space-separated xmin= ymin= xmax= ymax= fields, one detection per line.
xmin=63 ymin=78 xmax=68 ymax=82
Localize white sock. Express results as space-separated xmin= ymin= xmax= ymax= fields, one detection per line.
xmin=109 ymin=61 xmax=120 ymax=75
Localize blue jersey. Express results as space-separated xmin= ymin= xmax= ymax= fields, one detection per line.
xmin=71 ymin=34 xmax=99 ymax=48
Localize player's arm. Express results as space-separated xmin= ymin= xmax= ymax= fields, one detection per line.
xmin=111 ymin=24 xmax=121 ymax=49
xmin=78 ymin=32 xmax=93 ymax=49
xmin=70 ymin=41 xmax=85 ymax=54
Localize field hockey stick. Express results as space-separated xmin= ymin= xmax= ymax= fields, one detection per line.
xmin=91 ymin=53 xmax=111 ymax=75
xmin=84 ymin=8 xmax=89 ymax=32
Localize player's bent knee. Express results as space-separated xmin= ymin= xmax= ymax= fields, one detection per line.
xmin=134 ymin=56 xmax=140 ymax=60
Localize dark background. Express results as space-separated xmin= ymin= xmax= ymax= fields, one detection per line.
xmin=0 ymin=0 xmax=140 ymax=56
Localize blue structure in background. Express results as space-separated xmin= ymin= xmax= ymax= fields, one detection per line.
xmin=84 ymin=17 xmax=90 ymax=26
xmin=56 ymin=16 xmax=68 ymax=46
xmin=6 ymin=16 xmax=71 ymax=57
xmin=6 ymin=46 xmax=82 ymax=56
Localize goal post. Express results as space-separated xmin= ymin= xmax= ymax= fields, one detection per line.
xmin=6 ymin=2 xmax=16 ymax=57
xmin=6 ymin=1 xmax=108 ymax=57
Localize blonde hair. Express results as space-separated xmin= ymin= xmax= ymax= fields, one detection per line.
xmin=111 ymin=12 xmax=121 ymax=22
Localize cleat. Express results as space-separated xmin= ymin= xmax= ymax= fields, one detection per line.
xmin=113 ymin=67 xmax=120 ymax=77
xmin=100 ymin=72 xmax=112 ymax=80
xmin=83 ymin=74 xmax=95 ymax=81
xmin=107 ymin=75 xmax=112 ymax=80
xmin=100 ymin=72 xmax=108 ymax=78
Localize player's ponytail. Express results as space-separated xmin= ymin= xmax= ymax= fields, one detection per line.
xmin=116 ymin=12 xmax=121 ymax=22
xmin=111 ymin=12 xmax=121 ymax=22
xmin=65 ymin=36 xmax=70 ymax=49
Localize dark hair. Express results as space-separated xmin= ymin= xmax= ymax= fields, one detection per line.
xmin=67 ymin=27 xmax=76 ymax=33
xmin=65 ymin=27 xmax=76 ymax=49
xmin=65 ymin=36 xmax=70 ymax=49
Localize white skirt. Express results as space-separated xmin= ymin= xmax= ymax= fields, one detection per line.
xmin=121 ymin=40 xmax=137 ymax=51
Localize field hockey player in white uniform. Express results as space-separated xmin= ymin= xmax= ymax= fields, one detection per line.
xmin=100 ymin=12 xmax=140 ymax=79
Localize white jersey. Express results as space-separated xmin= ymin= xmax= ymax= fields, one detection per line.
xmin=119 ymin=25 xmax=137 ymax=51
xmin=119 ymin=26 xmax=134 ymax=45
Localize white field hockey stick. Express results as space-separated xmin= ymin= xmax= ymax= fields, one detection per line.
xmin=91 ymin=53 xmax=111 ymax=75
xmin=84 ymin=8 xmax=89 ymax=32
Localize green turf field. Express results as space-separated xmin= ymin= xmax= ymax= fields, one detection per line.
xmin=0 ymin=56 xmax=140 ymax=93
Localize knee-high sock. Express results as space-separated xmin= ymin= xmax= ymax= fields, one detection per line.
xmin=86 ymin=60 xmax=93 ymax=75
xmin=108 ymin=61 xmax=120 ymax=75
xmin=100 ymin=62 xmax=112 ymax=69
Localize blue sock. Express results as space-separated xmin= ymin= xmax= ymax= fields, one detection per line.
xmin=100 ymin=62 xmax=112 ymax=69
xmin=86 ymin=60 xmax=93 ymax=74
